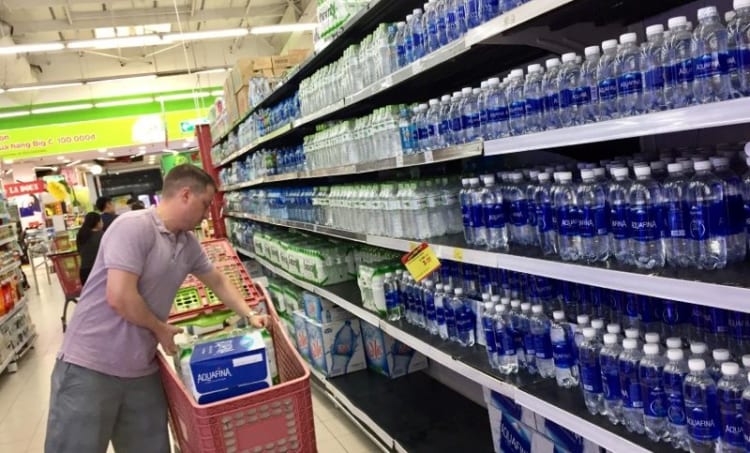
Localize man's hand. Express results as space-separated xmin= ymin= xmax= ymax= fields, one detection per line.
xmin=248 ymin=313 xmax=270 ymax=329
xmin=156 ymin=323 xmax=184 ymax=356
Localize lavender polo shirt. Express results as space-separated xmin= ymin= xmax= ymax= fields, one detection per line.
xmin=59 ymin=208 xmax=213 ymax=378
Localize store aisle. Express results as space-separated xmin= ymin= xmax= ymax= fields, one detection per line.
xmin=0 ymin=267 xmax=382 ymax=453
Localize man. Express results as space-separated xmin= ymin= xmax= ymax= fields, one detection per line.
xmin=46 ymin=164 xmax=269 ymax=453
xmin=95 ymin=196 xmax=118 ymax=231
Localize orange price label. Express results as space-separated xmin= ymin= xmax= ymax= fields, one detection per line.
xmin=401 ymin=243 xmax=441 ymax=282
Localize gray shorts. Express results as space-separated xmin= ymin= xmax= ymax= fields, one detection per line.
xmin=45 ymin=359 xmax=170 ymax=453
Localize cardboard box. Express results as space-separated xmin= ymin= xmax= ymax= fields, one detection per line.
xmin=236 ymin=86 xmax=249 ymax=117
xmin=230 ymin=58 xmax=254 ymax=91
xmin=302 ymin=292 xmax=351 ymax=323
xmin=534 ymin=414 xmax=600 ymax=453
xmin=305 ymin=318 xmax=366 ymax=377
xmin=359 ymin=321 xmax=427 ymax=378
xmin=186 ymin=331 xmax=272 ymax=404
xmin=253 ymin=56 xmax=273 ymax=70
xmin=292 ymin=311 xmax=310 ymax=361
xmin=287 ymin=48 xmax=311 ymax=60
xmin=483 ymin=388 xmax=536 ymax=428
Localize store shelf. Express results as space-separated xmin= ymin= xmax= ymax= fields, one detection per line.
xmin=13 ymin=330 xmax=36 ymax=358
xmin=216 ymin=123 xmax=294 ymax=167
xmin=0 ymin=296 xmax=27 ymax=327
xmin=484 ymin=97 xmax=750 ymax=156
xmin=0 ymin=236 xmax=16 ymax=248
xmin=0 ymin=350 xmax=13 ymax=376
xmin=0 ymin=260 xmax=20 ymax=278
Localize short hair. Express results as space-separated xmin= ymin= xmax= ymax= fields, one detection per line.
xmin=126 ymin=197 xmax=138 ymax=206
xmin=131 ymin=201 xmax=146 ymax=210
xmin=162 ymin=164 xmax=217 ymax=198
xmin=95 ymin=196 xmax=111 ymax=212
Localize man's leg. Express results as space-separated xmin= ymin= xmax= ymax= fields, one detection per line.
xmin=111 ymin=371 xmax=170 ymax=453
xmin=45 ymin=360 xmax=122 ymax=453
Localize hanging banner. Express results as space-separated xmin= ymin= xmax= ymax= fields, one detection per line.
xmin=3 ymin=180 xmax=46 ymax=197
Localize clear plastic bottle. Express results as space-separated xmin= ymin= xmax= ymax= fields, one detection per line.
xmin=426 ymin=98 xmax=443 ymax=151
xmin=711 ymin=156 xmax=746 ymax=263
xmin=692 ymin=6 xmax=733 ymax=104
xmin=531 ymin=304 xmax=555 ymax=378
xmin=741 ymin=370 xmax=750 ymax=451
xmin=596 ymin=39 xmax=620 ymax=121
xmin=717 ymin=362 xmax=745 ymax=452
xmin=620 ymin=337 xmax=645 ymax=434
xmin=525 ymin=170 xmax=540 ymax=247
xmin=535 ymin=172 xmax=558 ymax=256
xmin=414 ymin=103 xmax=430 ymax=152
xmin=732 ymin=0 xmax=750 ymax=96
xmin=485 ymin=77 xmax=510 ymax=139
xmin=686 ymin=160 xmax=728 ymax=270
xmin=577 ymin=169 xmax=610 ymax=263
xmin=709 ymin=348 xmax=732 ymax=382
xmin=509 ymin=300 xmax=527 ymax=369
xmin=449 ymin=91 xmax=464 ymax=145
xmin=684 ymin=358 xmax=721 ymax=453
xmin=459 ymin=178 xmax=474 ymax=245
xmin=640 ymin=343 xmax=669 ymax=441
xmin=551 ymin=310 xmax=579 ymax=388
xmin=520 ymin=302 xmax=537 ymax=374
xmin=423 ymin=1 xmax=441 ymax=54
xmin=507 ymin=172 xmax=533 ymax=245
xmin=394 ymin=22 xmax=408 ymax=68
xmin=616 ymin=32 xmax=646 ymax=117
xmin=494 ymin=304 xmax=519 ymax=374
xmin=542 ymin=58 xmax=562 ymax=129
xmin=507 ymin=69 xmax=527 ymax=136
xmin=601 ymin=333 xmax=624 ymax=424
xmin=423 ymin=279 xmax=437 ymax=333
xmin=642 ymin=24 xmax=667 ymax=112
xmin=663 ymin=163 xmax=691 ymax=267
xmin=664 ymin=348 xmax=690 ymax=451
xmin=554 ymin=172 xmax=581 ymax=261
xmin=453 ymin=287 xmax=475 ymax=347
xmin=523 ymin=64 xmax=546 ymax=133
xmin=461 ymin=87 xmax=481 ymax=142
xmin=482 ymin=301 xmax=499 ymax=368
xmin=444 ymin=287 xmax=460 ymax=341
xmin=628 ymin=165 xmax=665 ymax=269
xmin=411 ymin=8 xmax=426 ymax=61
xmin=434 ymin=283 xmax=449 ymax=340
xmin=558 ymin=52 xmax=581 ymax=127
xmin=481 ymin=175 xmax=509 ymax=251
xmin=608 ymin=167 xmax=632 ymax=265
xmin=437 ymin=94 xmax=453 ymax=145
xmin=578 ymin=45 xmax=600 ymax=124
xmin=384 ymin=272 xmax=403 ymax=321
xmin=468 ymin=177 xmax=487 ymax=247
xmin=579 ymin=327 xmax=605 ymax=415
xmin=667 ymin=16 xmax=696 ymax=108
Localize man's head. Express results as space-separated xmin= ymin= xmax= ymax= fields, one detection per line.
xmin=159 ymin=164 xmax=217 ymax=232
xmin=95 ymin=196 xmax=114 ymax=214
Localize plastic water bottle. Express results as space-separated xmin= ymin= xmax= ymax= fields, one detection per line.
xmin=629 ymin=165 xmax=665 ymax=269
xmin=480 ymin=0 xmax=499 ymax=23
xmin=579 ymin=327 xmax=605 ymax=415
xmin=424 ymin=280 xmax=437 ymax=333
xmin=524 ymin=64 xmax=546 ymax=133
xmin=425 ymin=98 xmax=442 ymax=151
xmin=494 ymin=304 xmax=519 ymax=374
xmin=577 ymin=169 xmax=609 ymax=263
xmin=663 ymin=163 xmax=691 ymax=267
xmin=640 ymin=343 xmax=669 ymax=441
xmin=465 ymin=0 xmax=481 ymax=29
xmin=578 ymin=45 xmax=600 ymax=124
xmin=468 ymin=177 xmax=487 ymax=247
xmin=684 ymin=358 xmax=721 ymax=453
xmin=411 ymin=8 xmax=426 ymax=61
xmin=542 ymin=58 xmax=562 ymax=129
xmin=620 ymin=338 xmax=645 ymax=434
xmin=507 ymin=69 xmax=526 ymax=135
xmin=481 ymin=175 xmax=509 ymax=251
xmin=414 ymin=104 xmax=429 ymax=152
xmin=449 ymin=91 xmax=464 ymax=145
xmin=403 ymin=14 xmax=416 ymax=64
xmin=520 ymin=302 xmax=537 ymax=374
xmin=741 ymin=371 xmax=750 ymax=451
xmin=573 ymin=314 xmax=590 ymax=366
xmin=607 ymin=167 xmax=631 ymax=264
xmin=423 ymin=1 xmax=440 ymax=54
xmin=717 ymin=362 xmax=745 ymax=452
xmin=601 ymin=333 xmax=624 ymax=424
xmin=453 ymin=288 xmax=475 ymax=347
xmin=732 ymin=0 xmax=750 ymax=96
xmin=530 ymin=304 xmax=555 ymax=378
xmin=664 ymin=348 xmax=690 ymax=451
xmin=596 ymin=39 xmax=619 ymax=121
xmin=435 ymin=283 xmax=449 ymax=340
xmin=687 ymin=161 xmax=727 ymax=269
xmin=692 ymin=6 xmax=733 ymax=104
xmin=509 ymin=300 xmax=526 ymax=369
xmin=642 ymin=24 xmax=667 ymax=112
xmin=711 ymin=157 xmax=746 ymax=263
xmin=507 ymin=172 xmax=533 ymax=245
xmin=557 ymin=52 xmax=581 ymax=127
xmin=395 ymin=22 xmax=408 ymax=68
xmin=667 ymin=16 xmax=696 ymax=108
xmin=551 ymin=311 xmax=579 ymax=388
xmin=482 ymin=301 xmax=499 ymax=368
xmin=385 ymin=272 xmax=403 ymax=321
xmin=485 ymin=77 xmax=510 ymax=139
xmin=535 ymin=172 xmax=558 ymax=256
xmin=554 ymin=172 xmax=581 ymax=261
xmin=616 ymin=32 xmax=646 ymax=117
xmin=461 ymin=87 xmax=481 ymax=142
xmin=709 ymin=349 xmax=731 ymax=382
xmin=444 ymin=287 xmax=460 ymax=341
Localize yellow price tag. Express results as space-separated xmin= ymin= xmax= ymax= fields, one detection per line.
xmin=452 ymin=248 xmax=464 ymax=262
xmin=401 ymin=243 xmax=441 ymax=282
xmin=408 ymin=241 xmax=419 ymax=250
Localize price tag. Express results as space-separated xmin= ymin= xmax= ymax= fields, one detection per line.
xmin=401 ymin=243 xmax=441 ymax=282
xmin=423 ymin=150 xmax=434 ymax=163
xmin=452 ymin=248 xmax=464 ymax=262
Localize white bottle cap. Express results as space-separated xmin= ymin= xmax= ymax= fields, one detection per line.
xmin=735 ymin=0 xmax=750 ymax=10
xmin=607 ymin=324 xmax=621 ymax=334
xmin=646 ymin=24 xmax=665 ymax=36
xmin=561 ymin=52 xmax=576 ymax=63
xmin=558 ymin=171 xmax=572 ymax=181
xmin=619 ymin=32 xmax=637 ymax=44
xmin=435 ymin=283 xmax=443 ymax=291
xmin=441 ymin=94 xmax=451 ymax=102
xmin=531 ymin=305 xmax=543 ymax=314
xmin=666 ymin=337 xmax=683 ymax=349
xmin=482 ymin=175 xmax=495 ymax=185
xmin=397 ymin=21 xmax=406 ymax=27
xmin=413 ymin=8 xmax=422 ymax=15
xmin=623 ymin=338 xmax=638 ymax=350
xmin=591 ymin=319 xmax=604 ymax=329
xmin=495 ymin=304 xmax=506 ymax=313
xmin=576 ymin=314 xmax=590 ymax=325
xmin=726 ymin=11 xmax=737 ymax=23
xmin=429 ymin=98 xmax=439 ymax=106
xmin=593 ymin=168 xmax=605 ymax=178
xmin=584 ymin=45 xmax=600 ymax=57
xmin=650 ymin=160 xmax=665 ymax=171
xmin=545 ymin=58 xmax=561 ymax=68
xmin=406 ymin=14 xmax=413 ymax=21
xmin=488 ymin=77 xmax=500 ymax=86
xmin=462 ymin=87 xmax=472 ymax=95
xmin=481 ymin=293 xmax=490 ymax=301
xmin=711 ymin=156 xmax=729 ymax=167
xmin=694 ymin=160 xmax=712 ymax=171
xmin=688 ymin=358 xmax=706 ymax=371
xmin=611 ymin=167 xmax=629 ymax=178
xmin=469 ymin=177 xmax=480 ymax=184
xmin=743 ymin=354 xmax=750 ymax=367
xmin=722 ymin=362 xmax=740 ymax=376
xmin=690 ymin=342 xmax=708 ymax=354
xmin=582 ymin=328 xmax=596 ymax=339
xmin=481 ymin=80 xmax=489 ymax=89
xmin=645 ymin=332 xmax=660 ymax=343
xmin=643 ymin=343 xmax=659 ymax=355
xmin=491 ymin=295 xmax=501 ymax=302
xmin=521 ymin=302 xmax=531 ymax=311
xmin=510 ymin=172 xmax=523 ymax=182
xmin=713 ymin=348 xmax=731 ymax=361
xmin=634 ymin=166 xmax=652 ymax=177
xmin=510 ymin=299 xmax=521 ymax=308
xmin=667 ymin=348 xmax=684 ymax=361
xmin=473 ymin=88 xmax=481 ymax=95
xmin=501 ymin=297 xmax=510 ymax=304
xmin=453 ymin=91 xmax=462 ymax=97
xmin=552 ymin=310 xmax=565 ymax=321
xmin=603 ymin=333 xmax=618 ymax=345
xmin=527 ymin=63 xmax=542 ymax=73
xmin=667 ymin=163 xmax=683 ymax=173
xmin=601 ymin=39 xmax=618 ymax=50
xmin=538 ymin=172 xmax=550 ymax=182
xmin=697 ymin=6 xmax=718 ymax=20
xmin=625 ymin=328 xmax=640 ymax=339
xmin=529 ymin=170 xmax=540 ymax=179
xmin=454 ymin=287 xmax=463 ymax=295
xmin=668 ymin=16 xmax=688 ymax=28
xmin=580 ymin=169 xmax=594 ymax=180
xmin=510 ymin=69 xmax=524 ymax=78
xmin=484 ymin=301 xmax=494 ymax=310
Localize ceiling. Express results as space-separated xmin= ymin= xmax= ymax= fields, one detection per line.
xmin=0 ymin=0 xmax=316 ymax=106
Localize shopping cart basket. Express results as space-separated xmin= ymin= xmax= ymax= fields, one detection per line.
xmin=159 ymin=283 xmax=316 ymax=453
xmin=48 ymin=251 xmax=82 ymax=332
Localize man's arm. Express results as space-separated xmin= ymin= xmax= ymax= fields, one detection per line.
xmin=196 ymin=268 xmax=269 ymax=328
xmin=106 ymin=268 xmax=182 ymax=353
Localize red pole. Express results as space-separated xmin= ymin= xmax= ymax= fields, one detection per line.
xmin=196 ymin=124 xmax=226 ymax=239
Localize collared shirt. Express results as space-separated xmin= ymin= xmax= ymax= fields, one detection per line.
xmin=59 ymin=208 xmax=213 ymax=378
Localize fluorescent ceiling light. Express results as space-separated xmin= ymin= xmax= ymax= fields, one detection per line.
xmin=210 ymin=90 xmax=224 ymax=96
xmin=87 ymin=75 xmax=157 ymax=85
xmin=67 ymin=35 xmax=165 ymax=50
xmin=95 ymin=97 xmax=154 ymax=108
xmin=156 ymin=92 xmax=210 ymax=102
xmin=8 ymin=82 xmax=83 ymax=93
xmin=165 ymin=29 xmax=248 ymax=42
xmin=31 ymin=103 xmax=94 ymax=114
xmin=194 ymin=68 xmax=229 ymax=75
xmin=0 ymin=42 xmax=65 ymax=55
xmin=249 ymin=23 xmax=318 ymax=35
xmin=3 ymin=160 xmax=13 ymax=164
xmin=57 ymin=156 xmax=66 ymax=161
xmin=0 ymin=111 xmax=30 ymax=119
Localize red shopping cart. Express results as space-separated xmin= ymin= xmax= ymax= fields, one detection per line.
xmin=48 ymin=251 xmax=82 ymax=332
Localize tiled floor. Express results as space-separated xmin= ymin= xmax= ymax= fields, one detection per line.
xmin=0 ymin=266 xmax=383 ymax=452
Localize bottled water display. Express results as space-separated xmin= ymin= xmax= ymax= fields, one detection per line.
xmin=717 ymin=362 xmax=745 ymax=452
xmin=620 ymin=338 xmax=645 ymax=434
xmin=578 ymin=327 xmax=604 ymax=415
xmin=640 ymin=343 xmax=668 ymax=441
xmin=600 ymin=333 xmax=623 ymax=425
xmin=684 ymin=358 xmax=721 ymax=453
xmin=664 ymin=348 xmax=689 ymax=451
xmin=551 ymin=310 xmax=579 ymax=388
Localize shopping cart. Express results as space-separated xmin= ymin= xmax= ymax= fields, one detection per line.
xmin=47 ymin=251 xmax=82 ymax=332
xmin=159 ymin=283 xmax=316 ymax=453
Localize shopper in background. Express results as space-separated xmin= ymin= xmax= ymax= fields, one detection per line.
xmin=45 ymin=164 xmax=270 ymax=453
xmin=76 ymin=212 xmax=103 ymax=286
xmin=130 ymin=200 xmax=146 ymax=210
xmin=95 ymin=196 xmax=118 ymax=231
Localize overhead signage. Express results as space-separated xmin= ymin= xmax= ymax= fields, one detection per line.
xmin=3 ymin=180 xmax=46 ymax=197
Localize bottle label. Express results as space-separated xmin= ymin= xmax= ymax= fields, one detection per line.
xmin=385 ymin=290 xmax=399 ymax=310
xmin=534 ymin=330 xmax=553 ymax=359
xmin=597 ymin=78 xmax=618 ymax=101
xmin=742 ymin=397 xmax=750 ymax=445
xmin=552 ymin=338 xmax=574 ymax=368
xmin=510 ymin=200 xmax=529 ymax=226
xmin=574 ymin=86 xmax=591 ymax=106
xmin=688 ymin=202 xmax=723 ymax=240
xmin=500 ymin=327 xmax=516 ymax=355
xmin=739 ymin=48 xmax=750 ymax=71
xmin=480 ymin=108 xmax=488 ymax=126
xmin=439 ymin=119 xmax=451 ymax=137
xmin=674 ymin=58 xmax=695 ymax=84
xmin=601 ymin=356 xmax=622 ymax=401
xmin=579 ymin=206 xmax=608 ymax=238
xmin=461 ymin=203 xmax=470 ymax=227
xmin=486 ymin=202 xmax=505 ymax=228
xmin=544 ymin=93 xmax=560 ymax=112
xmin=610 ymin=204 xmax=629 ymax=239
xmin=617 ymin=71 xmax=644 ymax=95
xmin=488 ymin=106 xmax=510 ymax=123
xmin=469 ymin=203 xmax=483 ymax=228
xmin=444 ymin=307 xmax=457 ymax=332
xmin=694 ymin=52 xmax=730 ymax=79
xmin=644 ymin=66 xmax=665 ymax=90
xmin=559 ymin=88 xmax=574 ymax=109
xmin=427 ymin=124 xmax=436 ymax=138
xmin=456 ymin=308 xmax=474 ymax=334
xmin=425 ymin=295 xmax=436 ymax=321
xmin=666 ymin=200 xmax=687 ymax=238
xmin=435 ymin=299 xmax=446 ymax=325
xmin=527 ymin=200 xmax=537 ymax=228
xmin=710 ymin=308 xmax=729 ymax=334
xmin=509 ymin=101 xmax=526 ymax=119
xmin=579 ymin=351 xmax=603 ymax=393
xmin=523 ymin=333 xmax=536 ymax=359
xmin=726 ymin=194 xmax=745 ymax=235
xmin=537 ymin=202 xmax=554 ymax=233
xmin=400 ymin=127 xmax=414 ymax=151
xmin=483 ymin=317 xmax=496 ymax=353
xmin=525 ymin=97 xmax=543 ymax=116
xmin=557 ymin=205 xmax=579 ymax=237
xmin=727 ymin=50 xmax=738 ymax=74
xmin=640 ymin=365 xmax=667 ymax=417
xmin=664 ymin=371 xmax=687 ymax=426
xmin=629 ymin=206 xmax=659 ymax=242
xmin=619 ymin=359 xmax=643 ymax=408
xmin=469 ymin=112 xmax=480 ymax=129
xmin=452 ymin=115 xmax=463 ymax=132
xmin=719 ymin=393 xmax=744 ymax=447
xmin=686 ymin=391 xmax=721 ymax=440
xmin=412 ymin=32 xmax=423 ymax=50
